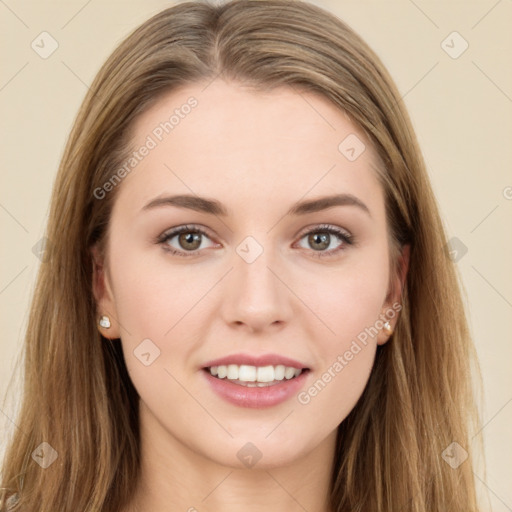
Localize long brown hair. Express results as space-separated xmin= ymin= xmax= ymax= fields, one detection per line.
xmin=0 ymin=1 xmax=484 ymax=510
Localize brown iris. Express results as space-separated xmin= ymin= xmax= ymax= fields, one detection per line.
xmin=179 ymin=232 xmax=202 ymax=250
xmin=308 ymin=232 xmax=330 ymax=251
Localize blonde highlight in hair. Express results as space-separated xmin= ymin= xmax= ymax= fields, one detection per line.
xmin=1 ymin=1 xmax=484 ymax=510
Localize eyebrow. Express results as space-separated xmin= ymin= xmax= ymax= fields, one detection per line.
xmin=141 ymin=193 xmax=371 ymax=218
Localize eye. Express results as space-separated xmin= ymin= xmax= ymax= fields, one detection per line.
xmin=156 ymin=223 xmax=355 ymax=259
xmin=156 ymin=224 xmax=217 ymax=257
xmin=295 ymin=224 xmax=354 ymax=258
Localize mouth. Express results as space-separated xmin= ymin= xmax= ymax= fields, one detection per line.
xmin=201 ymin=364 xmax=311 ymax=408
xmin=202 ymin=364 xmax=311 ymax=387
xmin=200 ymin=353 xmax=312 ymax=407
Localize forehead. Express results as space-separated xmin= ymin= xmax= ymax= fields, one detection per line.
xmin=116 ymin=79 xmax=384 ymax=218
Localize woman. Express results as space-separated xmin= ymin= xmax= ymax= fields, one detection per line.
xmin=0 ymin=0 xmax=484 ymax=510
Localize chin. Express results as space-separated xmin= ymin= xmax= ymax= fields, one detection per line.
xmin=203 ymin=435 xmax=312 ymax=470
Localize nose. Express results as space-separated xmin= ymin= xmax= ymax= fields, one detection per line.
xmin=221 ymin=244 xmax=293 ymax=333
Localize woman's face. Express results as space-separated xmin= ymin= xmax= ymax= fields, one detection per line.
xmin=93 ymin=79 xmax=406 ymax=469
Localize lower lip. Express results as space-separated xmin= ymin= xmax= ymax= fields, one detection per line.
xmin=202 ymin=369 xmax=310 ymax=408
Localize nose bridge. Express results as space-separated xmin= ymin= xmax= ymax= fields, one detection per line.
xmin=222 ymin=234 xmax=292 ymax=330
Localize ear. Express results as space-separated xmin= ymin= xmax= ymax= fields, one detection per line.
xmin=91 ymin=243 xmax=121 ymax=339
xmin=377 ymin=243 xmax=410 ymax=345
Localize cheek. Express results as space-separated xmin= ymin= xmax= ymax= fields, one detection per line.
xmin=297 ymin=252 xmax=390 ymax=343
xmin=294 ymin=270 xmax=385 ymax=425
xmin=107 ymin=243 xmax=209 ymax=385
xmin=292 ymin=252 xmax=388 ymax=415
xmin=110 ymin=242 xmax=209 ymax=338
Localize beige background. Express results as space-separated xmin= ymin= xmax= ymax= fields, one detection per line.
xmin=1 ymin=0 xmax=511 ymax=509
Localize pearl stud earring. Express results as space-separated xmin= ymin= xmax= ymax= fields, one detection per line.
xmin=383 ymin=321 xmax=393 ymax=335
xmin=99 ymin=315 xmax=111 ymax=329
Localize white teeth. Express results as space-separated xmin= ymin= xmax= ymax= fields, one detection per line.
xmin=208 ymin=364 xmax=304 ymax=383
xmin=239 ymin=365 xmax=257 ymax=382
xmin=274 ymin=365 xmax=285 ymax=380
xmin=227 ymin=364 xmax=238 ymax=380
xmin=256 ymin=365 xmax=274 ymax=383
xmin=284 ymin=366 xmax=296 ymax=379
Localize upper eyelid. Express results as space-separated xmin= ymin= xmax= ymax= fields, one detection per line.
xmin=295 ymin=223 xmax=352 ymax=238
xmin=158 ymin=224 xmax=214 ymax=240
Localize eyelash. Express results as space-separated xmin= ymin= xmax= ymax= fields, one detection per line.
xmin=156 ymin=223 xmax=355 ymax=259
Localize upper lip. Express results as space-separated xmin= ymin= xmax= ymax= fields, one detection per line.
xmin=202 ymin=353 xmax=310 ymax=370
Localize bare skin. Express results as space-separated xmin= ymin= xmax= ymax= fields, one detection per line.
xmin=92 ymin=79 xmax=409 ymax=512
